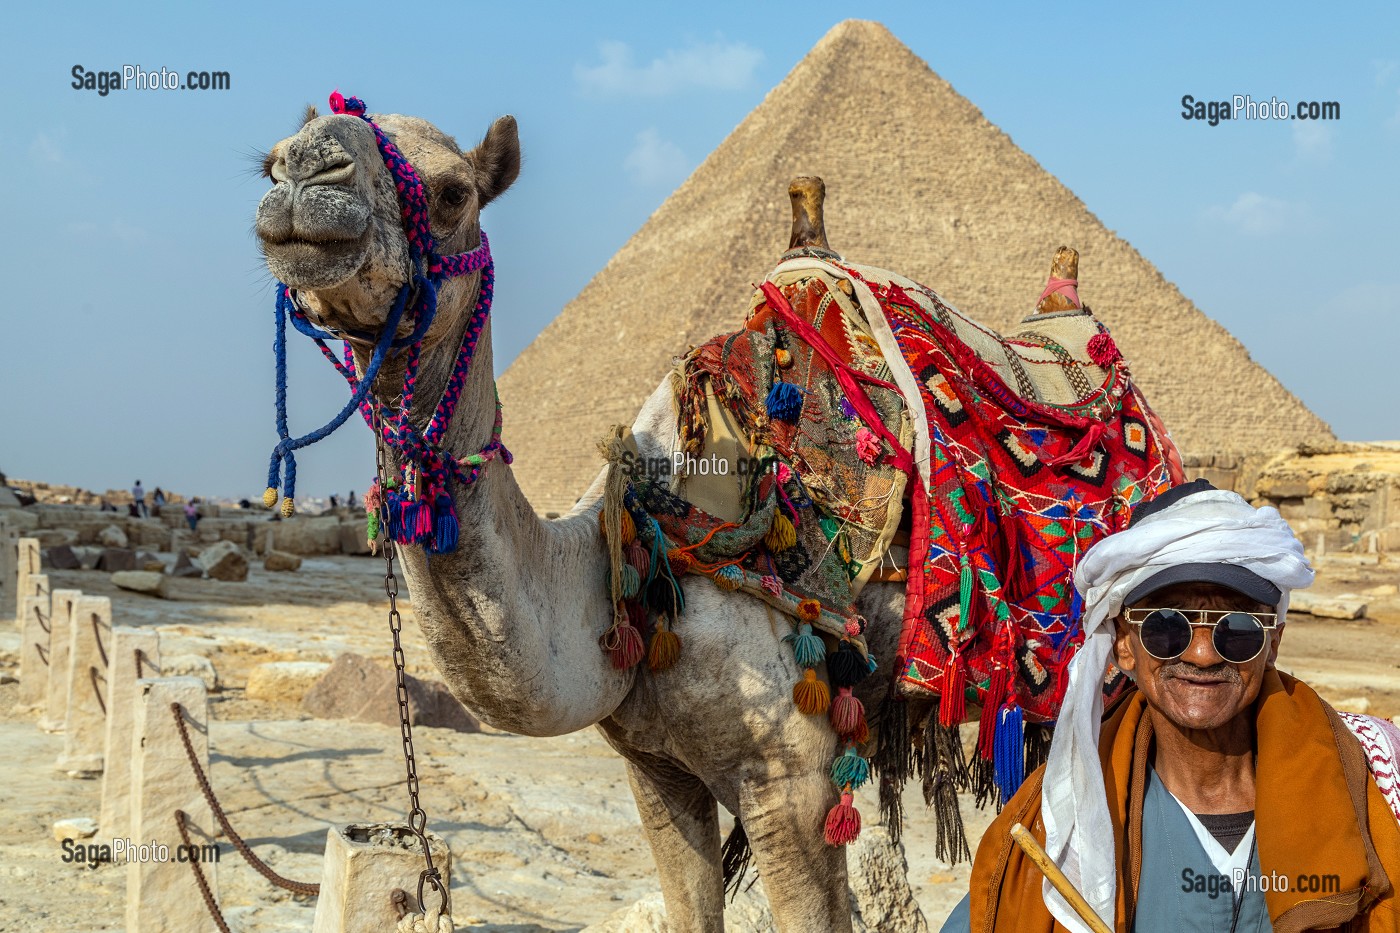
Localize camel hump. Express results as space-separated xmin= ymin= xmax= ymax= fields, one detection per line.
xmin=1034 ymin=246 xmax=1082 ymax=314
xmin=788 ymin=176 xmax=831 ymax=252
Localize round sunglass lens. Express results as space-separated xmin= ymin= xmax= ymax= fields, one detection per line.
xmin=1213 ymin=612 xmax=1267 ymax=663
xmin=1139 ymin=609 xmax=1192 ymax=660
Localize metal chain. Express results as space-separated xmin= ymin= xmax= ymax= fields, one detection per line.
xmin=170 ymin=702 xmax=321 ymax=896
xmin=90 ymin=667 xmax=107 ymax=716
xmin=373 ymin=410 xmax=450 ymax=919
xmin=175 ymin=809 xmax=232 ymax=933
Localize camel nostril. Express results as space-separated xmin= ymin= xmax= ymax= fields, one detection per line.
xmin=301 ymin=161 xmax=356 ymax=187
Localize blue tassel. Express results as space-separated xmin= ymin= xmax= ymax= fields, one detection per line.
xmin=830 ymin=747 xmax=871 ymax=789
xmin=765 ymin=382 xmax=804 ymax=423
xmin=993 ymin=704 xmax=1026 ymax=804
xmin=397 ymin=499 xmax=420 ymax=545
xmin=784 ymin=623 xmax=826 ymax=669
xmin=430 ymin=493 xmax=458 ymax=554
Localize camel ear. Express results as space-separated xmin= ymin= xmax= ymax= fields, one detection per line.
xmin=470 ymin=115 xmax=521 ymax=208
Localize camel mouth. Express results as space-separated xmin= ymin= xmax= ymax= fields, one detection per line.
xmin=261 ymin=225 xmax=373 ymax=290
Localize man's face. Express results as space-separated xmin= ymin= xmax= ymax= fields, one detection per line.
xmin=1112 ymin=582 xmax=1281 ymax=732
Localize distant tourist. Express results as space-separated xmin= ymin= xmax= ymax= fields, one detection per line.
xmin=347 ymin=490 xmax=358 ymax=509
xmin=238 ymin=497 xmax=253 ymax=510
xmin=99 ymin=497 xmax=117 ymax=513
xmin=330 ymin=493 xmax=340 ymax=510
xmin=152 ymin=487 xmax=166 ymax=516
xmin=132 ymin=479 xmax=147 ymax=518
xmin=184 ymin=498 xmax=200 ymax=532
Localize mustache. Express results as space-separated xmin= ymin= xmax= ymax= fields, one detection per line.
xmin=1159 ymin=661 xmax=1243 ymax=683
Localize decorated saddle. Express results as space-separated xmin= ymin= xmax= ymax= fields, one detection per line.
xmin=597 ymin=248 xmax=1181 ymax=852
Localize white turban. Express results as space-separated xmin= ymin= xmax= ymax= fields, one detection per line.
xmin=1040 ymin=484 xmax=1315 ymax=933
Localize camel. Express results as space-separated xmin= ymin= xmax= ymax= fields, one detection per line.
xmin=254 ymin=102 xmax=1084 ymax=931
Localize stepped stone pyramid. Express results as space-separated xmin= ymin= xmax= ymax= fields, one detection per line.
xmin=498 ymin=19 xmax=1331 ymax=514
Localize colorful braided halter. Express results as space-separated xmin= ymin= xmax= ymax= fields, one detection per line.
xmin=264 ymin=92 xmax=509 ymax=554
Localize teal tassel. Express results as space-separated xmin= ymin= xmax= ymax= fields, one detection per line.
xmin=957 ymin=553 xmax=974 ymax=631
xmin=785 ymin=623 xmax=826 ymax=669
xmin=830 ymin=747 xmax=871 ymax=789
xmin=608 ymin=564 xmax=642 ymax=600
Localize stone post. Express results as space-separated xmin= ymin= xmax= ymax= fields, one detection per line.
xmin=17 ymin=594 xmax=51 ymax=709
xmin=40 ymin=587 xmax=78 ymax=733
xmin=128 ymin=677 xmax=218 ymax=933
xmin=59 ymin=595 xmax=111 ymax=776
xmin=0 ymin=527 xmax=17 ymax=624
xmin=99 ymin=628 xmax=161 ymax=840
xmin=14 ymin=536 xmax=39 ymax=629
xmin=311 ymin=823 xmax=452 ymax=933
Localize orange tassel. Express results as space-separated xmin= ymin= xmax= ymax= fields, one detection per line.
xmin=793 ymin=668 xmax=830 ymax=714
xmin=648 ymin=628 xmax=681 ymax=671
xmin=797 ymin=598 xmax=822 ymax=623
xmin=666 ymin=549 xmax=696 ymax=576
xmin=619 ymin=510 xmax=636 ymax=545
xmin=824 ymin=792 xmax=861 ymax=845
xmin=939 ymin=656 xmax=967 ymax=727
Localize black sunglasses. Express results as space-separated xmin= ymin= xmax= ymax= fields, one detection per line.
xmin=1123 ymin=608 xmax=1278 ymax=664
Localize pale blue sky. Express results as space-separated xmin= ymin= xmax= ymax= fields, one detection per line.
xmin=2 ymin=1 xmax=1397 ymax=500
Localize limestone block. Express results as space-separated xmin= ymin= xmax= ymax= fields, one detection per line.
xmin=99 ymin=627 xmax=161 ymax=841
xmin=263 ymin=550 xmax=303 ymax=572
xmin=0 ymin=528 xmax=16 ymax=624
xmin=339 ymin=520 xmax=371 ymax=555
xmin=127 ymin=677 xmax=217 ymax=933
xmin=34 ymin=528 xmax=78 ymax=548
xmin=170 ymin=551 xmax=203 ymax=579
xmin=44 ymin=544 xmax=81 ymax=570
xmin=41 ymin=586 xmax=78 ymax=732
xmin=302 ymin=653 xmax=480 ymax=733
xmin=0 ymin=509 xmax=38 ymax=532
xmin=199 ymin=540 xmax=248 ymax=582
xmin=18 ymin=595 xmax=50 ymax=709
xmin=268 ymin=515 xmax=343 ymax=556
xmin=52 ymin=817 xmax=99 ymax=842
xmin=112 ymin=571 xmax=170 ymax=599
xmin=126 ymin=518 xmax=171 ymax=550
xmin=98 ymin=525 xmax=129 ymax=548
xmin=97 ymin=547 xmax=137 ymax=572
xmin=162 ymin=654 xmax=220 ymax=692
xmin=1289 ymin=591 xmax=1367 ymax=619
xmin=15 ymin=537 xmax=40 ymax=626
xmin=245 ymin=661 xmax=329 ymax=703
xmin=311 ymin=823 xmax=451 ymax=933
xmin=60 ymin=595 xmax=111 ymax=775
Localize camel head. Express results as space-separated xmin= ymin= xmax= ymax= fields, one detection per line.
xmin=256 ymin=103 xmax=520 ymax=343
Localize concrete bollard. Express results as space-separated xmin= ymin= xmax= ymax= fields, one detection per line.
xmin=17 ymin=594 xmax=51 ymax=710
xmin=128 ymin=677 xmax=219 ymax=933
xmin=0 ymin=527 xmax=17 ymax=624
xmin=311 ymin=823 xmax=452 ymax=933
xmin=40 ymin=587 xmax=79 ymax=733
xmin=59 ymin=595 xmax=112 ymax=776
xmin=14 ymin=536 xmax=39 ymax=629
xmin=99 ymin=628 xmax=162 ymax=840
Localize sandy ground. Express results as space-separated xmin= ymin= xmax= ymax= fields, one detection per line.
xmin=0 ymin=553 xmax=1395 ymax=931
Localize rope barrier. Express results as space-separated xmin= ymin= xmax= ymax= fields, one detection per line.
xmin=175 ymin=809 xmax=232 ymax=933
xmin=89 ymin=666 xmax=106 ymax=716
xmin=34 ymin=644 xmax=48 ymax=666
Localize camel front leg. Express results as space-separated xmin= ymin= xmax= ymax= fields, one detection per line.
xmin=740 ymin=768 xmax=853 ymax=933
xmin=623 ymin=754 xmax=725 ymax=933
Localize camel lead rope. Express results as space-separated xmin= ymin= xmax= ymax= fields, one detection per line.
xmin=375 ymin=413 xmax=452 ymax=925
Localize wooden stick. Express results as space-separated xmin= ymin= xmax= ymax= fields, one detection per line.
xmin=1009 ymin=822 xmax=1113 ymax=933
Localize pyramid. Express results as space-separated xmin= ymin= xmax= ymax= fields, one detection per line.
xmin=498 ymin=20 xmax=1331 ymax=514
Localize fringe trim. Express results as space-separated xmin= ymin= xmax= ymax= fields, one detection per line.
xmin=720 ymin=820 xmax=755 ymax=901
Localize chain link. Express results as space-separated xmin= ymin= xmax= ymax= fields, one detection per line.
xmin=170 ymin=702 xmax=321 ymax=897
xmin=175 ymin=809 xmax=232 ymax=933
xmin=374 ymin=411 xmax=450 ymax=918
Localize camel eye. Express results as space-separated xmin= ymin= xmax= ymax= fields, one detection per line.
xmin=440 ymin=185 xmax=469 ymax=208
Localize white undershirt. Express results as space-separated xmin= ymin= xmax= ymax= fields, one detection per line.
xmin=1166 ymin=787 xmax=1257 ymax=889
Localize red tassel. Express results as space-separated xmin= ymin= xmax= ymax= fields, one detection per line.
xmin=824 ymin=792 xmax=861 ymax=846
xmin=977 ymin=668 xmax=1011 ymax=760
xmin=830 ymin=687 xmax=865 ymax=737
xmin=938 ymin=656 xmax=967 ymax=727
xmin=604 ymin=621 xmax=645 ymax=670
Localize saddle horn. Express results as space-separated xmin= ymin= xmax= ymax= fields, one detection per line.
xmin=788 ymin=176 xmax=831 ymax=252
xmin=1035 ymin=246 xmax=1081 ymax=314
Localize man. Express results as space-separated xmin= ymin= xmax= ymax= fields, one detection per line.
xmin=132 ymin=479 xmax=147 ymax=518
xmin=943 ymin=480 xmax=1400 ymax=931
